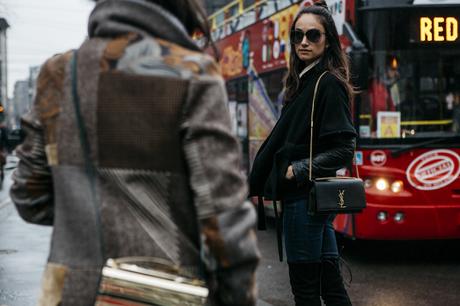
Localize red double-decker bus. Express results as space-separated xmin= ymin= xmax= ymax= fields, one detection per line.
xmin=206 ymin=0 xmax=460 ymax=240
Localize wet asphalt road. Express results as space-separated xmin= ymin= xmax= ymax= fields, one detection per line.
xmin=256 ymin=221 xmax=460 ymax=306
xmin=0 ymin=156 xmax=53 ymax=306
xmin=340 ymin=239 xmax=460 ymax=306
xmin=0 ymin=155 xmax=459 ymax=306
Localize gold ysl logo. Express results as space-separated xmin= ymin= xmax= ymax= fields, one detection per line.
xmin=338 ymin=189 xmax=346 ymax=208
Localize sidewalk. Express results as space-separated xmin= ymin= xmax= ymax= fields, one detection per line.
xmin=0 ymin=202 xmax=52 ymax=306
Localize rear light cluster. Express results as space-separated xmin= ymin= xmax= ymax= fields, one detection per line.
xmin=364 ymin=178 xmax=404 ymax=193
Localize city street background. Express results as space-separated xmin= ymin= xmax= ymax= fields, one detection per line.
xmin=1 ymin=0 xmax=460 ymax=305
xmin=0 ymin=155 xmax=459 ymax=306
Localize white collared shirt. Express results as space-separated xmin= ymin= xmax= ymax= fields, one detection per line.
xmin=299 ymin=58 xmax=321 ymax=79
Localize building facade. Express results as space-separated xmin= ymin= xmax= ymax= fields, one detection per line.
xmin=28 ymin=66 xmax=40 ymax=107
xmin=0 ymin=18 xmax=9 ymax=124
xmin=13 ymin=80 xmax=29 ymax=121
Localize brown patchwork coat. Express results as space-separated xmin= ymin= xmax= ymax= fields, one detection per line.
xmin=10 ymin=1 xmax=259 ymax=305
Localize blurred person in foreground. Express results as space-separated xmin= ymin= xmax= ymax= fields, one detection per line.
xmin=250 ymin=1 xmax=356 ymax=305
xmin=10 ymin=0 xmax=260 ymax=305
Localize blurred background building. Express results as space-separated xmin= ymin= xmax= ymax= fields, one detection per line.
xmin=205 ymin=0 xmax=236 ymax=13
xmin=0 ymin=18 xmax=9 ymax=125
xmin=7 ymin=65 xmax=39 ymax=130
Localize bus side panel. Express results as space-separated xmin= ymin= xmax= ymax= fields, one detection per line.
xmin=333 ymin=214 xmax=355 ymax=237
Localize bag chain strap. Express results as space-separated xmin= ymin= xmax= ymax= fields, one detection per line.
xmin=308 ymin=71 xmax=328 ymax=182
xmin=308 ymin=71 xmax=360 ymax=181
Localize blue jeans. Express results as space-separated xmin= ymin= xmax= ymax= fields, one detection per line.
xmin=283 ymin=197 xmax=339 ymax=263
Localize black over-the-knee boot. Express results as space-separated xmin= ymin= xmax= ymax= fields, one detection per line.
xmin=320 ymin=259 xmax=352 ymax=306
xmin=288 ymin=262 xmax=321 ymax=306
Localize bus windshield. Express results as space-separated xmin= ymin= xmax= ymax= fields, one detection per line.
xmin=358 ymin=7 xmax=460 ymax=141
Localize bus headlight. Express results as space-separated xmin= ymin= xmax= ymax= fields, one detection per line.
xmin=391 ymin=180 xmax=404 ymax=193
xmin=375 ymin=178 xmax=389 ymax=191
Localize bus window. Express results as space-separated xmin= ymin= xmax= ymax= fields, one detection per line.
xmin=359 ymin=8 xmax=460 ymax=140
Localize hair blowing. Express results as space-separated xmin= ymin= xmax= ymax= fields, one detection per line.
xmin=284 ymin=0 xmax=355 ymax=103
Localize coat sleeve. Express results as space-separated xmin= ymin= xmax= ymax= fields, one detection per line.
xmin=10 ymin=60 xmax=56 ymax=225
xmin=181 ymin=76 xmax=260 ymax=306
xmin=291 ymin=74 xmax=357 ymax=183
xmin=291 ymin=137 xmax=356 ymax=183
xmin=316 ymin=73 xmax=357 ymax=139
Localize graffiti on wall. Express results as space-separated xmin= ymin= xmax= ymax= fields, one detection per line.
xmin=248 ymin=68 xmax=279 ymax=165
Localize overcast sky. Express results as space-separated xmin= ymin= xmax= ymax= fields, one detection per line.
xmin=2 ymin=0 xmax=95 ymax=97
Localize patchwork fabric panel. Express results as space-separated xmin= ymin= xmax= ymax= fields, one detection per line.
xmin=98 ymin=168 xmax=180 ymax=263
xmin=97 ymin=72 xmax=189 ymax=171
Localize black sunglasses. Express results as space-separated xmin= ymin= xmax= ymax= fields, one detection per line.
xmin=290 ymin=28 xmax=325 ymax=44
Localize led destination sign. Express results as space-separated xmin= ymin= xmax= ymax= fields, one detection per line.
xmin=420 ymin=16 xmax=458 ymax=42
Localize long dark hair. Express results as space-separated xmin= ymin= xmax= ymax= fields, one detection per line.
xmin=284 ymin=0 xmax=354 ymax=102
xmin=92 ymin=0 xmax=216 ymax=55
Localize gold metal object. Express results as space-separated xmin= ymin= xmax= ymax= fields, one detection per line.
xmin=95 ymin=257 xmax=208 ymax=306
xmin=338 ymin=189 xmax=346 ymax=208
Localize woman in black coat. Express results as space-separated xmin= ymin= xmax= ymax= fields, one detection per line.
xmin=249 ymin=1 xmax=356 ymax=305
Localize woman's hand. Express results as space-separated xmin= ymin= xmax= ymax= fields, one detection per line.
xmin=285 ymin=165 xmax=295 ymax=180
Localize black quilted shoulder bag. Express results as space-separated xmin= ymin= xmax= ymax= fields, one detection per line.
xmin=307 ymin=71 xmax=366 ymax=215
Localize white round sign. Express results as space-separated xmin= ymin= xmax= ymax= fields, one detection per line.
xmin=370 ymin=150 xmax=387 ymax=166
xmin=406 ymin=149 xmax=460 ymax=190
